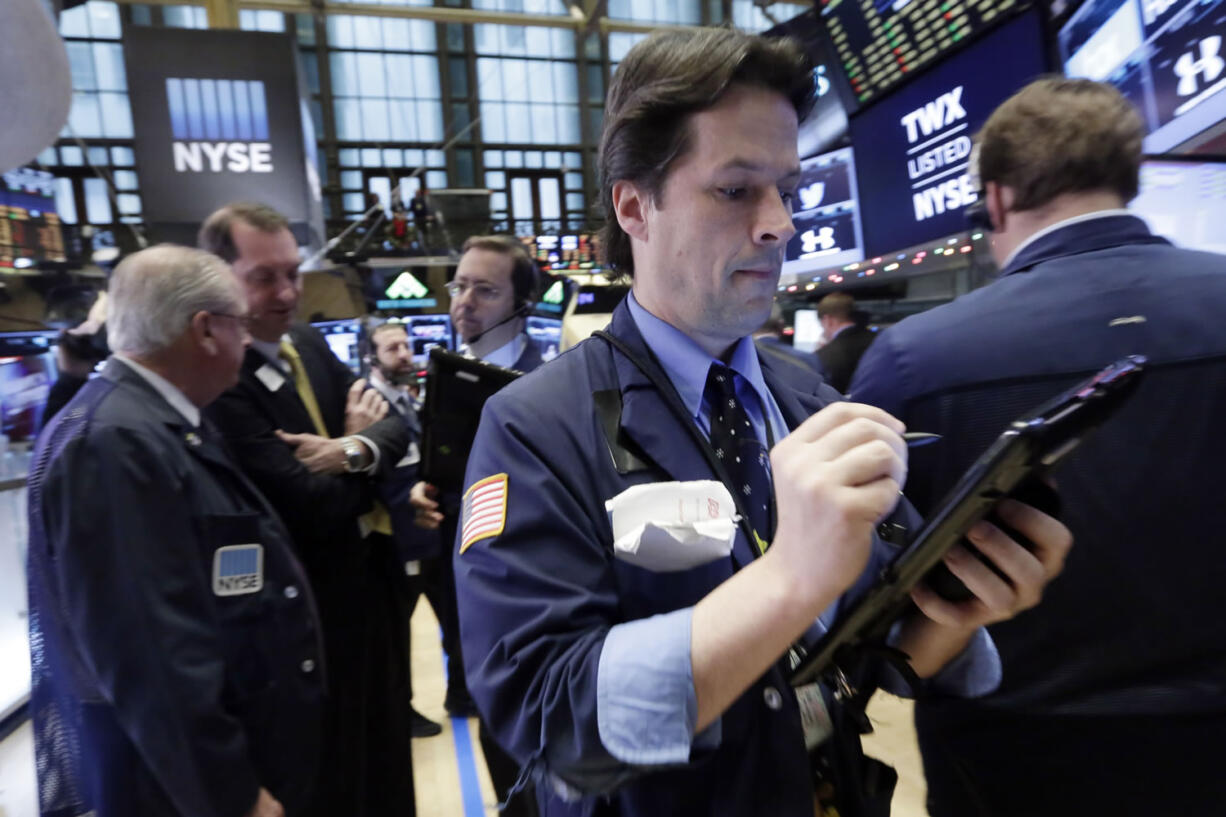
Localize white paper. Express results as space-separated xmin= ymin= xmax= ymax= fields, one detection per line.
xmin=255 ymin=363 xmax=286 ymax=393
xmin=606 ymin=481 xmax=738 ymax=572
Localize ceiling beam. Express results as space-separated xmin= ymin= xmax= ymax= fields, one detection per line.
xmin=111 ymin=0 xmax=705 ymax=33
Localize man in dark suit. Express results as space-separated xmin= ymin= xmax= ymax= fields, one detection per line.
xmin=367 ymin=320 xmax=444 ymax=738
xmin=27 ymin=245 xmax=325 ymax=817
xmin=815 ymin=292 xmax=876 ymax=393
xmin=851 ymin=78 xmax=1226 ymax=816
xmin=198 ymin=203 xmax=415 ymax=817
xmin=411 ymin=234 xmax=544 ymax=816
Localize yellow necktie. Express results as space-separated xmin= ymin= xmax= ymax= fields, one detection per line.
xmin=279 ymin=340 xmax=392 ymax=536
xmin=279 ymin=340 xmax=328 ymax=437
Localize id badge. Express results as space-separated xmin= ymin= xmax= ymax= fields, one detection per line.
xmin=794 ymin=682 xmax=833 ymax=750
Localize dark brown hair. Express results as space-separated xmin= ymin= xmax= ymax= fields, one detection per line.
xmin=976 ymin=77 xmax=1144 ymax=211
xmin=460 ymin=234 xmax=540 ymax=307
xmin=197 ymin=202 xmax=290 ymax=263
xmin=599 ymin=28 xmax=814 ymax=277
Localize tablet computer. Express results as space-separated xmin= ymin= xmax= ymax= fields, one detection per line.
xmin=789 ymin=355 xmax=1147 ymax=687
xmin=420 ymin=347 xmax=520 ymax=493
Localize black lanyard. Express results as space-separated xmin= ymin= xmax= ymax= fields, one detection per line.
xmin=593 ymin=330 xmax=774 ymax=559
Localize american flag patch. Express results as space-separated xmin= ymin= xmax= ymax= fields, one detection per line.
xmin=459 ymin=474 xmax=509 ymax=554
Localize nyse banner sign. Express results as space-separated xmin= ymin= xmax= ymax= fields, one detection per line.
xmin=167 ymin=78 xmax=274 ymax=173
xmin=851 ymin=11 xmax=1047 ymax=257
xmin=124 ymin=27 xmax=319 ymax=237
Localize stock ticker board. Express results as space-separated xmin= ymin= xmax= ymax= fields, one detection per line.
xmin=820 ymin=0 xmax=1023 ymax=105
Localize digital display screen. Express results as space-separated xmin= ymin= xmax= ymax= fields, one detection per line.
xmin=1060 ymin=0 xmax=1226 ymax=152
xmin=765 ymin=8 xmax=853 ymax=154
xmin=1 ymin=167 xmax=65 ymax=271
xmin=404 ymin=314 xmax=453 ymax=360
xmin=523 ymin=233 xmax=602 ymax=271
xmin=0 ymin=332 xmax=59 ymax=441
xmin=573 ymin=284 xmax=629 ymax=315
xmin=311 ymin=319 xmax=362 ymax=374
xmin=1128 ymin=157 xmax=1226 ymax=253
xmin=783 ymin=147 xmax=865 ymax=276
xmin=851 ymin=10 xmax=1047 ymax=256
xmin=376 ymin=268 xmax=438 ymax=310
xmin=526 ymin=316 xmax=563 ymax=363
xmin=534 ymin=275 xmax=575 ymax=316
xmin=819 ymin=0 xmax=1026 ymax=106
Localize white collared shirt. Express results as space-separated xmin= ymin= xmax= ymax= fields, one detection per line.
xmin=113 ymin=353 xmax=201 ymax=427
xmin=1001 ymin=209 xmax=1135 ymax=272
xmin=369 ymin=369 xmax=412 ymax=415
xmin=474 ymin=332 xmax=527 ymax=369
xmin=250 ymin=336 xmax=285 ymax=372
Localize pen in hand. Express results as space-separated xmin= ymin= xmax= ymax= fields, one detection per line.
xmin=903 ymin=432 xmax=941 ymax=447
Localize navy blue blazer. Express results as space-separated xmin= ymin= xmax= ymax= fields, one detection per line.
xmin=27 ymin=360 xmax=325 ymax=817
xmin=852 ymin=214 xmax=1226 ymax=715
xmin=454 ymin=299 xmax=993 ymax=817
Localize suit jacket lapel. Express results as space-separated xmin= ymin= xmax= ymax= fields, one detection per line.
xmin=758 ymin=352 xmax=831 ymax=433
xmin=608 ymin=303 xmax=715 ymax=486
xmin=240 ymin=347 xmax=319 ymax=435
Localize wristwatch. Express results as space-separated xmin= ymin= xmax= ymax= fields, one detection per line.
xmin=340 ymin=436 xmax=365 ymax=473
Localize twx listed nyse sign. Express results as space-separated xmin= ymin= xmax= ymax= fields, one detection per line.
xmin=851 ymin=11 xmax=1046 ymax=257
xmin=124 ymin=27 xmax=313 ymax=228
xmin=902 ymin=87 xmax=976 ymax=222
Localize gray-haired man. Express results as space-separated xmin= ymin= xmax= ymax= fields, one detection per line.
xmin=27 ymin=244 xmax=325 ymax=817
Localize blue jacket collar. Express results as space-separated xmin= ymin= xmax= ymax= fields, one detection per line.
xmin=1002 ymin=214 xmax=1169 ymax=277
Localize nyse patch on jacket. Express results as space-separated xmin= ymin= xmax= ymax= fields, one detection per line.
xmin=213 ymin=544 xmax=264 ymax=596
xmin=459 ymin=474 xmax=508 ymax=553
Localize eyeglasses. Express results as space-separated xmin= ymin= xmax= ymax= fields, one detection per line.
xmin=444 ymin=280 xmax=502 ymax=302
xmin=208 ymin=312 xmax=253 ymax=330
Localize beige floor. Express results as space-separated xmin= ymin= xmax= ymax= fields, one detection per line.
xmin=409 ymin=601 xmax=501 ymax=817
xmin=409 ymin=598 xmax=931 ymax=817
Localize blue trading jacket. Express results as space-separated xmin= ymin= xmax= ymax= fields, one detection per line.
xmin=454 ymin=299 xmax=998 ymax=817
xmin=26 ymin=359 xmax=325 ymax=817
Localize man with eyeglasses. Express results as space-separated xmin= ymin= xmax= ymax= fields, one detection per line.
xmin=28 ymin=245 xmax=325 ymax=817
xmin=199 ymin=202 xmax=417 ymax=817
xmin=412 ymin=234 xmax=544 ymax=817
xmin=445 ymin=234 xmax=544 ymax=371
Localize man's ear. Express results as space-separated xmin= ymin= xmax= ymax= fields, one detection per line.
xmin=985 ymin=181 xmax=1011 ymax=233
xmin=190 ymin=311 xmax=219 ymax=355
xmin=611 ymin=179 xmax=650 ymax=243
